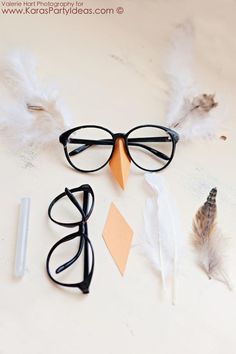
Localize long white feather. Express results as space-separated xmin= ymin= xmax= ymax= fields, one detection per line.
xmin=164 ymin=21 xmax=221 ymax=140
xmin=143 ymin=173 xmax=184 ymax=303
xmin=0 ymin=51 xmax=71 ymax=152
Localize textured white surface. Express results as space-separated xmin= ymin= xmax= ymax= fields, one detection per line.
xmin=0 ymin=1 xmax=236 ymax=353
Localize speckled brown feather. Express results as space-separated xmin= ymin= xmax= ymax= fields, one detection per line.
xmin=193 ymin=188 xmax=217 ymax=243
xmin=192 ymin=188 xmax=231 ymax=289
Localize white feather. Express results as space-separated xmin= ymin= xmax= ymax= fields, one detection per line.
xmin=143 ymin=173 xmax=185 ymax=303
xmin=0 ymin=51 xmax=72 ymax=152
xmin=164 ymin=21 xmax=221 ymax=140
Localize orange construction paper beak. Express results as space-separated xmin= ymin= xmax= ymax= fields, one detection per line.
xmin=109 ymin=138 xmax=131 ymax=189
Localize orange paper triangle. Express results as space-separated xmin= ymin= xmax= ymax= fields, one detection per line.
xmin=109 ymin=138 xmax=131 ymax=189
xmin=103 ymin=203 xmax=133 ymax=275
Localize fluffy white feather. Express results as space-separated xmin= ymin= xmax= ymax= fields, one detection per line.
xmin=0 ymin=51 xmax=71 ymax=152
xmin=164 ymin=21 xmax=221 ymax=140
xmin=143 ymin=173 xmax=184 ymax=303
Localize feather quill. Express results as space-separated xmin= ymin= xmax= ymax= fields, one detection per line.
xmin=0 ymin=51 xmax=71 ymax=152
xmin=143 ymin=173 xmax=184 ymax=303
xmin=164 ymin=21 xmax=220 ymax=140
xmin=192 ymin=188 xmax=231 ymax=289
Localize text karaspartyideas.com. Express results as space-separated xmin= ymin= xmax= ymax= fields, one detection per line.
xmin=0 ymin=2 xmax=125 ymax=15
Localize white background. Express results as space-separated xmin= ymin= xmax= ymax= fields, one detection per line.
xmin=0 ymin=1 xmax=236 ymax=353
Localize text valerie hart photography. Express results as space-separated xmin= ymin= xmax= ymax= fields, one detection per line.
xmin=0 ymin=1 xmax=125 ymax=15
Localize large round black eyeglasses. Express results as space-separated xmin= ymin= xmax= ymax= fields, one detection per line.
xmin=59 ymin=124 xmax=179 ymax=173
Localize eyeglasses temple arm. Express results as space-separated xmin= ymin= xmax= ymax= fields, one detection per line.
xmin=82 ymin=191 xmax=90 ymax=280
xmin=55 ymin=188 xmax=90 ymax=274
xmin=68 ymin=138 xmax=170 ymax=161
xmin=55 ymin=234 xmax=84 ymax=274
xmin=128 ymin=142 xmax=170 ymax=160
xmin=69 ymin=137 xmax=170 ymax=145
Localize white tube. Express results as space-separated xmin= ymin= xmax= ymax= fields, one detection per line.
xmin=15 ymin=197 xmax=31 ymax=277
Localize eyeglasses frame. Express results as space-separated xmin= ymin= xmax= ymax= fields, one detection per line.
xmin=59 ymin=124 xmax=179 ymax=173
xmin=46 ymin=184 xmax=95 ymax=294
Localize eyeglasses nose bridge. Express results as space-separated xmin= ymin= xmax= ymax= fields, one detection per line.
xmin=112 ymin=133 xmax=129 ymax=154
xmin=113 ymin=133 xmax=126 ymax=140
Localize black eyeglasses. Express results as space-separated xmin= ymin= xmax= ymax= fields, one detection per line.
xmin=46 ymin=184 xmax=95 ymax=294
xmin=59 ymin=124 xmax=179 ymax=173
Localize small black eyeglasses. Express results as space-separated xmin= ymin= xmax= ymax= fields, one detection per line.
xmin=46 ymin=184 xmax=95 ymax=294
xmin=59 ymin=124 xmax=179 ymax=173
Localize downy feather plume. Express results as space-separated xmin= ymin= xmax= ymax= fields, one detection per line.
xmin=143 ymin=173 xmax=184 ymax=304
xmin=0 ymin=51 xmax=71 ymax=153
xmin=164 ymin=21 xmax=220 ymax=140
xmin=192 ymin=188 xmax=231 ymax=289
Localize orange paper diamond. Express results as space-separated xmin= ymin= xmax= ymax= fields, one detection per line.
xmin=103 ymin=203 xmax=133 ymax=275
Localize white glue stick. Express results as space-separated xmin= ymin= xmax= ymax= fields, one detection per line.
xmin=15 ymin=197 xmax=31 ymax=277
